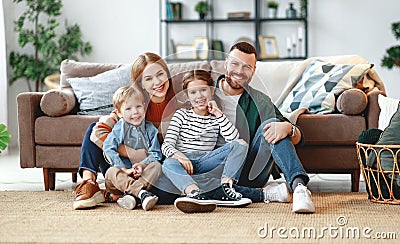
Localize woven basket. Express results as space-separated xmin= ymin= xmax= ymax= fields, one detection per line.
xmin=356 ymin=142 xmax=400 ymax=204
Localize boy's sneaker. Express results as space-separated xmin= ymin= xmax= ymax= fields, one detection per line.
xmin=174 ymin=190 xmax=217 ymax=213
xmin=101 ymin=189 xmax=122 ymax=203
xmin=73 ymin=180 xmax=105 ymax=210
xmin=140 ymin=191 xmax=158 ymax=211
xmin=292 ymin=183 xmax=315 ymax=213
xmin=206 ymin=183 xmax=252 ymax=207
xmin=117 ymin=194 xmax=137 ymax=210
xmin=263 ymin=182 xmax=291 ymax=203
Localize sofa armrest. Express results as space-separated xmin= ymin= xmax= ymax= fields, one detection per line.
xmin=17 ymin=92 xmax=45 ymax=168
xmin=336 ymin=88 xmax=368 ymax=115
xmin=40 ymin=88 xmax=76 ymax=117
xmin=366 ymin=90 xmax=386 ymax=129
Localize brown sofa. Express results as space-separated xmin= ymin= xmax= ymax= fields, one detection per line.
xmin=17 ymin=55 xmax=386 ymax=191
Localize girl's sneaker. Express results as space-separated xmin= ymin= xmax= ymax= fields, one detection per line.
xmin=205 ymin=183 xmax=252 ymax=207
xmin=174 ymin=190 xmax=217 ymax=213
xmin=117 ymin=194 xmax=137 ymax=210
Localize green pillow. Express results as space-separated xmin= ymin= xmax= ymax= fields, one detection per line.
xmin=367 ymin=102 xmax=400 ymax=190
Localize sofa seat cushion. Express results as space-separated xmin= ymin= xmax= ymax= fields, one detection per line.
xmin=297 ymin=114 xmax=366 ymax=145
xmin=35 ymin=115 xmax=100 ymax=145
xmin=36 ymin=146 xmax=81 ymax=168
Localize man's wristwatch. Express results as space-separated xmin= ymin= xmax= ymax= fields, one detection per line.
xmin=290 ymin=124 xmax=296 ymax=137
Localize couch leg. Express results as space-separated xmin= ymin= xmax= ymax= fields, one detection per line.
xmin=72 ymin=172 xmax=77 ymax=183
xmin=43 ymin=168 xmax=50 ymax=191
xmin=351 ymin=169 xmax=360 ymax=192
xmin=49 ymin=171 xmax=56 ymax=190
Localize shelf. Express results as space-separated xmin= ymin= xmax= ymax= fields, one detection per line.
xmin=259 ymin=17 xmax=307 ymax=22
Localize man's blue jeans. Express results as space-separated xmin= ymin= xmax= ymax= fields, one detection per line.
xmin=162 ymin=140 xmax=248 ymax=193
xmin=238 ymin=118 xmax=309 ymax=190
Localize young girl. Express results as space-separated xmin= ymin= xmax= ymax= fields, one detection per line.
xmin=161 ymin=70 xmax=251 ymax=213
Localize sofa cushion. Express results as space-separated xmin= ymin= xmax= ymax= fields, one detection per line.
xmin=336 ymin=88 xmax=368 ymax=115
xmin=377 ymin=94 xmax=400 ymax=130
xmin=40 ymin=89 xmax=76 ymax=117
xmin=297 ymin=114 xmax=366 ymax=145
xmin=35 ymin=115 xmax=100 ymax=145
xmin=66 ymin=65 xmax=132 ymax=115
xmin=279 ymin=60 xmax=371 ymax=115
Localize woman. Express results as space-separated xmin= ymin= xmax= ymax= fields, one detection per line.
xmin=73 ymin=52 xmax=178 ymax=210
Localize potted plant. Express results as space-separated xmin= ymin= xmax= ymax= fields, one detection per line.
xmin=0 ymin=124 xmax=11 ymax=154
xmin=9 ymin=0 xmax=92 ymax=92
xmin=382 ymin=21 xmax=400 ymax=70
xmin=267 ymin=0 xmax=279 ymax=18
xmin=194 ymin=1 xmax=210 ymax=20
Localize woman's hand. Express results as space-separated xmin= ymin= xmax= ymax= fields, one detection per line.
xmin=207 ymin=100 xmax=222 ymax=117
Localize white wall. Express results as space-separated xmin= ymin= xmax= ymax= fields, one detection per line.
xmin=1 ymin=0 xmax=7 ymax=133
xmin=4 ymin=0 xmax=400 ymax=147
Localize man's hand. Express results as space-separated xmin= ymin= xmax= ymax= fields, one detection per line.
xmin=262 ymin=121 xmax=293 ymax=144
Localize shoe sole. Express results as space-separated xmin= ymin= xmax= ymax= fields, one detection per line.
xmin=117 ymin=195 xmax=137 ymax=210
xmin=73 ymin=191 xmax=105 ymax=210
xmin=213 ymin=198 xmax=252 ymax=207
xmin=142 ymin=196 xmax=158 ymax=211
xmin=174 ymin=198 xmax=217 ymax=213
xmin=292 ymin=205 xmax=315 ymax=213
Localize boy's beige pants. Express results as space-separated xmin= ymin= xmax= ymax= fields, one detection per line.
xmin=105 ymin=162 xmax=162 ymax=198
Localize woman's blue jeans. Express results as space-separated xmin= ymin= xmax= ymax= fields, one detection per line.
xmin=238 ymin=118 xmax=309 ymax=190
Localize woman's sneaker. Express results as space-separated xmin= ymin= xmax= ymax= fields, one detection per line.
xmin=292 ymin=183 xmax=315 ymax=213
xmin=206 ymin=183 xmax=252 ymax=207
xmin=174 ymin=190 xmax=217 ymax=213
xmin=263 ymin=182 xmax=291 ymax=203
xmin=140 ymin=191 xmax=158 ymax=211
xmin=117 ymin=194 xmax=137 ymax=210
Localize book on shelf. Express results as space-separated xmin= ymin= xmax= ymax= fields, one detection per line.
xmin=166 ymin=1 xmax=182 ymax=20
xmin=227 ymin=12 xmax=251 ymax=19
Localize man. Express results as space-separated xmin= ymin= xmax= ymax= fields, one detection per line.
xmin=213 ymin=42 xmax=315 ymax=213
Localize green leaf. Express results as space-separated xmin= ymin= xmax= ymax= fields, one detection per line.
xmin=0 ymin=124 xmax=11 ymax=152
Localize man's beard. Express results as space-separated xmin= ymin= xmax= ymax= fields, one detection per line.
xmin=225 ymin=73 xmax=246 ymax=90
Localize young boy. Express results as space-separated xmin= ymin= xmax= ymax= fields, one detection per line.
xmin=103 ymin=85 xmax=162 ymax=211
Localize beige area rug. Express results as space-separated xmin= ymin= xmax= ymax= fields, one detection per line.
xmin=0 ymin=191 xmax=399 ymax=244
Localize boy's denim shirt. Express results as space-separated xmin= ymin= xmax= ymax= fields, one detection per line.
xmin=103 ymin=119 xmax=162 ymax=168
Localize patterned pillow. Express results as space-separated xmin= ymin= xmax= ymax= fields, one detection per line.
xmin=67 ymin=65 xmax=132 ymax=115
xmin=279 ymin=60 xmax=371 ymax=114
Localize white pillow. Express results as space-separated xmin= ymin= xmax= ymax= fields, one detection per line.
xmin=378 ymin=94 xmax=400 ymax=130
xmin=67 ymin=65 xmax=132 ymax=115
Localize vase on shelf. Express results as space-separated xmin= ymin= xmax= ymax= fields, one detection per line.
xmin=286 ymin=2 xmax=297 ymax=18
xmin=268 ymin=7 xmax=277 ymax=18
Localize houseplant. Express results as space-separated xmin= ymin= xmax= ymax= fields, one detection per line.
xmin=9 ymin=0 xmax=92 ymax=92
xmin=0 ymin=124 xmax=11 ymax=154
xmin=194 ymin=1 xmax=210 ymax=20
xmin=267 ymin=0 xmax=279 ymax=18
xmin=382 ymin=21 xmax=400 ymax=70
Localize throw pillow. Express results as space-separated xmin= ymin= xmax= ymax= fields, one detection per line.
xmin=377 ymin=94 xmax=400 ymax=130
xmin=67 ymin=65 xmax=132 ymax=115
xmin=278 ymin=60 xmax=371 ymax=114
xmin=367 ymin=102 xmax=400 ymax=189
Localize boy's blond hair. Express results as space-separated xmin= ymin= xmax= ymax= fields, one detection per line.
xmin=112 ymin=85 xmax=145 ymax=112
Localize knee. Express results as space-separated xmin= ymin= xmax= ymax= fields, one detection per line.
xmin=148 ymin=161 xmax=162 ymax=171
xmin=236 ymin=138 xmax=248 ymax=146
xmin=162 ymin=158 xmax=179 ymax=171
xmin=260 ymin=118 xmax=281 ymax=128
xmin=105 ymin=166 xmax=119 ymax=179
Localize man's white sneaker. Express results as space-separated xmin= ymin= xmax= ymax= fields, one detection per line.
xmin=292 ymin=183 xmax=315 ymax=213
xmin=263 ymin=182 xmax=291 ymax=203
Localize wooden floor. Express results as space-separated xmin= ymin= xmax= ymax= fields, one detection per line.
xmin=0 ymin=148 xmax=366 ymax=192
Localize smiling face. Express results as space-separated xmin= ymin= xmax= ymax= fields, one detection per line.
xmin=224 ymin=48 xmax=256 ymax=93
xmin=118 ymin=96 xmax=146 ymax=126
xmin=141 ymin=63 xmax=170 ymax=103
xmin=186 ymin=79 xmax=213 ymax=115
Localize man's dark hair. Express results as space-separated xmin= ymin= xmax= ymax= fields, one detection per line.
xmin=229 ymin=41 xmax=257 ymax=60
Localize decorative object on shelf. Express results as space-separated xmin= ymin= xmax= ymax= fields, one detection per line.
xmin=194 ymin=1 xmax=210 ymax=20
xmin=300 ymin=0 xmax=308 ymax=18
xmin=211 ymin=40 xmax=225 ymax=59
xmin=0 ymin=124 xmax=11 ymax=154
xmin=193 ymin=36 xmax=209 ymax=59
xmin=382 ymin=21 xmax=400 ymax=70
xmin=175 ymin=44 xmax=195 ymax=59
xmin=286 ymin=37 xmax=292 ymax=57
xmin=267 ymin=0 xmax=279 ymax=18
xmin=8 ymin=0 xmax=92 ymax=92
xmin=227 ymin=11 xmax=250 ymax=19
xmin=166 ymin=1 xmax=182 ymax=20
xmin=258 ymin=36 xmax=279 ymax=58
xmin=298 ymin=27 xmax=304 ymax=57
xmin=286 ymin=2 xmax=297 ymax=18
xmin=291 ymin=34 xmax=297 ymax=57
